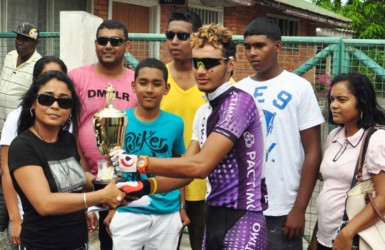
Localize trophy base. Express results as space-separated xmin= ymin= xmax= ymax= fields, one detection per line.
xmin=92 ymin=178 xmax=121 ymax=191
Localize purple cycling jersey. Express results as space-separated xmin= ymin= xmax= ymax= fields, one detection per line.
xmin=194 ymin=82 xmax=265 ymax=211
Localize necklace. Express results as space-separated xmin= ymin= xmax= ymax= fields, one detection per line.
xmin=33 ymin=126 xmax=71 ymax=178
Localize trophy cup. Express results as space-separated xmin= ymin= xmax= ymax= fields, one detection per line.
xmin=92 ymin=83 xmax=128 ymax=190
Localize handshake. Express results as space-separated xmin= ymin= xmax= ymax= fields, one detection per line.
xmin=109 ymin=149 xmax=151 ymax=198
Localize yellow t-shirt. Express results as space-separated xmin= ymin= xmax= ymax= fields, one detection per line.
xmin=160 ymin=64 xmax=207 ymax=201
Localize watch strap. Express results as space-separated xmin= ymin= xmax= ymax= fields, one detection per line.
xmin=137 ymin=156 xmax=149 ymax=174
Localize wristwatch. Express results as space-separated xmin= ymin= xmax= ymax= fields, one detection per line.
xmin=180 ymin=203 xmax=187 ymax=210
xmin=137 ymin=156 xmax=149 ymax=173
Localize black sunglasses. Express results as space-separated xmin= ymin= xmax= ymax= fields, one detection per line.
xmin=165 ymin=31 xmax=190 ymax=41
xmin=96 ymin=36 xmax=125 ymax=46
xmin=192 ymin=57 xmax=232 ymax=70
xmin=37 ymin=94 xmax=74 ymax=109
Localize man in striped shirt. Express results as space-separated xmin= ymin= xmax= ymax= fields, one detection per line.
xmin=0 ymin=22 xmax=41 ymax=132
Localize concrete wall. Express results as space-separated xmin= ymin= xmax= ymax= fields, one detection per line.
xmin=60 ymin=11 xmax=103 ymax=71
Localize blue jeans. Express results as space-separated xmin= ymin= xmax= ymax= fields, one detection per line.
xmin=266 ymin=215 xmax=302 ymax=250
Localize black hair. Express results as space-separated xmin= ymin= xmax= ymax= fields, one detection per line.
xmin=134 ymin=58 xmax=168 ymax=83
xmin=18 ymin=71 xmax=81 ymax=136
xmin=33 ymin=56 xmax=67 ymax=79
xmin=168 ymin=9 xmax=202 ymax=32
xmin=223 ymin=40 xmax=237 ymax=59
xmin=244 ymin=17 xmax=282 ymax=41
xmin=96 ymin=20 xmax=129 ymax=41
xmin=327 ymin=72 xmax=385 ymax=128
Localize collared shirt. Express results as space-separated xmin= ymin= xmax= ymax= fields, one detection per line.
xmin=316 ymin=127 xmax=385 ymax=247
xmin=0 ymin=50 xmax=41 ymax=131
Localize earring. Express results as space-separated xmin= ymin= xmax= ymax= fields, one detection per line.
xmin=30 ymin=108 xmax=34 ymax=118
xmin=67 ymin=114 xmax=72 ymax=124
xmin=360 ymin=112 xmax=363 ymax=119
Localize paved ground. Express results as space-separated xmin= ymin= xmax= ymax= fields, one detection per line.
xmin=88 ymin=230 xmax=191 ymax=250
xmin=0 ymin=230 xmax=10 ymax=250
xmin=0 ymin=230 xmax=191 ymax=250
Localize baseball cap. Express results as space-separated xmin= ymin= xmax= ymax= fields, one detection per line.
xmin=14 ymin=22 xmax=39 ymax=40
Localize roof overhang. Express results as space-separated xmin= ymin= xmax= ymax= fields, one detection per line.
xmin=252 ymin=0 xmax=351 ymax=29
xmin=198 ymin=0 xmax=351 ymax=29
xmin=198 ymin=0 xmax=253 ymax=7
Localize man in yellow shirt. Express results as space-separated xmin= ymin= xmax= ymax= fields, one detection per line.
xmin=160 ymin=9 xmax=206 ymax=250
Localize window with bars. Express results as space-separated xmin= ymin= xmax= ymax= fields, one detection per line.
xmin=268 ymin=15 xmax=299 ymax=36
xmin=1 ymin=0 xmax=90 ymax=56
xmin=5 ymin=0 xmax=89 ymax=32
xmin=189 ymin=7 xmax=223 ymax=25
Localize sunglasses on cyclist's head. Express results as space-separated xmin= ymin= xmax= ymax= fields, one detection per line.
xmin=165 ymin=31 xmax=190 ymax=41
xmin=192 ymin=57 xmax=233 ymax=70
xmin=37 ymin=94 xmax=74 ymax=109
xmin=96 ymin=36 xmax=125 ymax=46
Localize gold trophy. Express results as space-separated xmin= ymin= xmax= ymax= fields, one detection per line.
xmin=93 ymin=83 xmax=128 ymax=189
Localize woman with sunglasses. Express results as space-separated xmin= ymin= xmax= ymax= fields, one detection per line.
xmin=7 ymin=71 xmax=125 ymax=250
xmin=1 ymin=56 xmax=74 ymax=249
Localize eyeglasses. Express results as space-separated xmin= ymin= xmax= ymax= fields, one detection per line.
xmin=37 ymin=94 xmax=74 ymax=109
xmin=96 ymin=36 xmax=125 ymax=46
xmin=165 ymin=31 xmax=190 ymax=41
xmin=192 ymin=57 xmax=233 ymax=70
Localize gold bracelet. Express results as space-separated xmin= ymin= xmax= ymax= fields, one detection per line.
xmin=83 ymin=192 xmax=88 ymax=209
xmin=149 ymin=177 xmax=158 ymax=194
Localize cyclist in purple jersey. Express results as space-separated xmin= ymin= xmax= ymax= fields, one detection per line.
xmin=110 ymin=24 xmax=268 ymax=249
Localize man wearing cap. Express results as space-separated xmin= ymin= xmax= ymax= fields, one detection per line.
xmin=0 ymin=22 xmax=41 ymax=132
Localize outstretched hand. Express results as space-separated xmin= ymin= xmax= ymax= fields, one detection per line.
xmin=110 ymin=149 xmax=138 ymax=173
xmin=116 ymin=180 xmax=150 ymax=201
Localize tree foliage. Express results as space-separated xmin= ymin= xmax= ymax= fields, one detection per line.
xmin=312 ymin=0 xmax=385 ymax=39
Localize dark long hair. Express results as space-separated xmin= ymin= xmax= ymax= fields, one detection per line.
xmin=32 ymin=56 xmax=68 ymax=78
xmin=18 ymin=71 xmax=81 ymax=136
xmin=327 ymin=72 xmax=385 ymax=128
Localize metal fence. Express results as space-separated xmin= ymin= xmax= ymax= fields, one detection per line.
xmin=1 ymin=32 xmax=385 ymax=247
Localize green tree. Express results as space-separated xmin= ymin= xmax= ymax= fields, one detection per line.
xmin=341 ymin=0 xmax=385 ymax=38
xmin=313 ymin=0 xmax=385 ymax=39
xmin=312 ymin=0 xmax=341 ymax=11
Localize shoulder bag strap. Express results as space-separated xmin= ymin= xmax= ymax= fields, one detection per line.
xmin=342 ymin=127 xmax=373 ymax=221
xmin=364 ymin=125 xmax=385 ymax=223
xmin=344 ymin=125 xmax=385 ymax=222
xmin=367 ymin=194 xmax=385 ymax=223
xmin=351 ymin=126 xmax=377 ymax=187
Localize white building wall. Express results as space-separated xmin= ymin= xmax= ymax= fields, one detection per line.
xmin=60 ymin=11 xmax=102 ymax=71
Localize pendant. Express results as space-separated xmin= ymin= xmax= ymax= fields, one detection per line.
xmin=67 ymin=176 xmax=72 ymax=186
